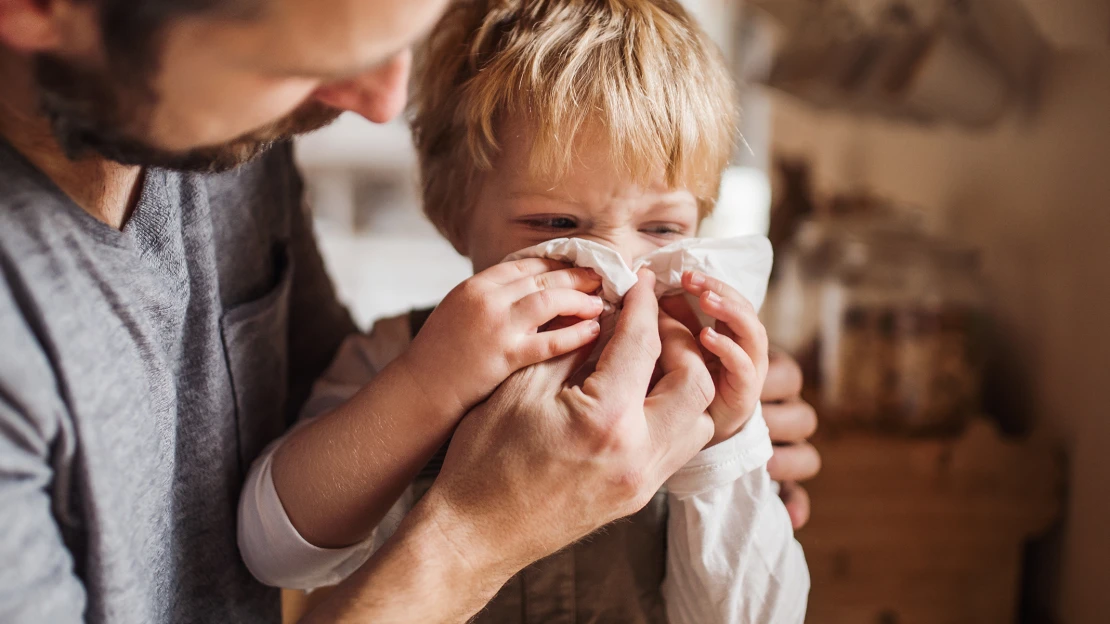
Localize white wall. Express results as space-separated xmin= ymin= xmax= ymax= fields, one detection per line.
xmin=771 ymin=46 xmax=1110 ymax=622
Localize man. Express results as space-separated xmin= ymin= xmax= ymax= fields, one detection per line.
xmin=0 ymin=0 xmax=821 ymax=622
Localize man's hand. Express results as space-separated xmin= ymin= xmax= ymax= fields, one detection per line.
xmin=419 ymin=269 xmax=715 ymax=580
xmin=762 ymin=350 xmax=821 ymax=529
xmin=402 ymin=258 xmax=605 ymax=415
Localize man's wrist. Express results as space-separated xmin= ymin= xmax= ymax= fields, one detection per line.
xmin=304 ymin=493 xmax=511 ymax=623
xmin=407 ymin=492 xmax=515 ymax=599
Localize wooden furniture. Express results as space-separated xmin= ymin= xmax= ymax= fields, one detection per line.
xmin=798 ymin=420 xmax=1063 ymax=624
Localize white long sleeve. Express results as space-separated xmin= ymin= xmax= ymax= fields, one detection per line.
xmin=664 ymin=404 xmax=810 ymax=624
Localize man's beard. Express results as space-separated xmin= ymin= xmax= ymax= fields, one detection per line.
xmin=34 ymin=55 xmax=342 ymax=173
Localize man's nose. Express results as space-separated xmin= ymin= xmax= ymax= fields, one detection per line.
xmin=310 ymin=50 xmax=412 ymax=124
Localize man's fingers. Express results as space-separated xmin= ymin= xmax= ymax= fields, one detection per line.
xmin=779 ymin=481 xmax=812 ymax=530
xmin=659 ymin=295 xmax=702 ymax=335
xmin=767 ymin=442 xmax=822 ymax=483
xmin=512 ymin=289 xmax=604 ymax=329
xmin=764 ymin=398 xmax=818 ymax=444
xmin=518 ymin=319 xmax=601 ymax=366
xmin=506 ymin=338 xmax=596 ymax=398
xmin=508 ymin=266 xmax=602 ymax=298
xmin=582 ymin=270 xmax=661 ymax=402
xmin=644 ymin=310 xmax=715 ymax=471
xmin=660 ymin=295 xmax=712 ymax=362
xmin=763 ymin=350 xmax=804 ymax=403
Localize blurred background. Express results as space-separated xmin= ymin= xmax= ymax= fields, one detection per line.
xmin=294 ymin=1 xmax=1108 ymax=622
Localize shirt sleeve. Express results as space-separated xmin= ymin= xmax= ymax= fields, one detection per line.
xmin=0 ymin=281 xmax=86 ymax=622
xmin=663 ymin=403 xmax=811 ymax=624
xmin=238 ymin=316 xmax=415 ymax=590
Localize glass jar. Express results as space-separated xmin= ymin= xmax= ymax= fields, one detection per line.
xmin=763 ymin=210 xmax=926 ymax=407
xmin=818 ymin=235 xmax=987 ymax=436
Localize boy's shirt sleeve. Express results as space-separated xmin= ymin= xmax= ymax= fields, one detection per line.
xmin=663 ymin=403 xmax=811 ymax=624
xmin=237 ymin=314 xmax=416 ymax=590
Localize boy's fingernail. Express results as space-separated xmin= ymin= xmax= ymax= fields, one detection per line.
xmin=589 ymin=320 xmax=601 ymax=334
xmin=688 ymin=272 xmax=706 ymax=286
xmin=592 ymin=295 xmax=605 ymax=307
xmin=705 ymin=326 xmax=719 ymax=339
xmin=706 ymin=290 xmax=722 ymax=305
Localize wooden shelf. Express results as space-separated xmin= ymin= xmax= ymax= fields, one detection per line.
xmin=799 ymin=420 xmax=1063 ymax=624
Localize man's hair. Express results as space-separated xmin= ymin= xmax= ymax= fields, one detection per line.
xmin=410 ymin=0 xmax=739 ymax=249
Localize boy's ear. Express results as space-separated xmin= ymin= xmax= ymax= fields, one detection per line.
xmin=0 ymin=0 xmax=85 ymax=53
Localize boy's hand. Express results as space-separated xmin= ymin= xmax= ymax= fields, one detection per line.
xmin=402 ymin=258 xmax=605 ymax=415
xmin=664 ymin=271 xmax=770 ymax=446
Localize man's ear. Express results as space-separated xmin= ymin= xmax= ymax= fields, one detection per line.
xmin=0 ymin=0 xmax=68 ymax=52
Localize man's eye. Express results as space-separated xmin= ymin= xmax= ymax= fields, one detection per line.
xmin=524 ymin=216 xmax=579 ymax=230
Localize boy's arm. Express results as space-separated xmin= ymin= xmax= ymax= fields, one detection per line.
xmin=256 ymin=326 xmax=458 ymax=547
xmin=257 ymin=260 xmax=603 ymax=555
xmin=238 ymin=320 xmax=421 ymax=588
xmin=663 ymin=404 xmax=811 ymax=624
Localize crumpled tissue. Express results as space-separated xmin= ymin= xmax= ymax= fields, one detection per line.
xmin=504 ymin=236 xmax=774 ymax=312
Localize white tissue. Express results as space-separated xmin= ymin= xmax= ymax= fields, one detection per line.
xmin=503 ymin=236 xmax=774 ymax=312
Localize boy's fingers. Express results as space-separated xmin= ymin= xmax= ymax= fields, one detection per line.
xmin=518 ymin=319 xmax=602 ymax=366
xmin=698 ymin=292 xmax=768 ymax=380
xmin=682 ymin=271 xmax=753 ymax=312
xmin=508 ymin=266 xmax=602 ymax=299
xmin=700 ymin=326 xmax=758 ymax=397
xmin=581 ymin=270 xmax=661 ymax=403
xmin=485 ymin=258 xmax=575 ymax=285
xmin=512 ymin=289 xmax=604 ymax=328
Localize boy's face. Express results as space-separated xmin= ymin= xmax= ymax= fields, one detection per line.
xmin=465 ymin=118 xmax=701 ymax=273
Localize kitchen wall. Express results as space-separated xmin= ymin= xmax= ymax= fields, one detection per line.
xmin=770 ymin=39 xmax=1110 ymax=623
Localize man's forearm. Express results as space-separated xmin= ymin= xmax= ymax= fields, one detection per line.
xmin=272 ymin=355 xmax=463 ymax=548
xmin=302 ymin=497 xmax=510 ymax=623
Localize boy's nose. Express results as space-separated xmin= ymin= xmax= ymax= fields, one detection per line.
xmin=310 ymin=50 xmax=412 ymax=124
xmin=577 ymin=233 xmax=640 ymax=267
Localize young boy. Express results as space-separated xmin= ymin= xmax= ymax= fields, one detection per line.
xmin=238 ymin=1 xmax=809 ymax=622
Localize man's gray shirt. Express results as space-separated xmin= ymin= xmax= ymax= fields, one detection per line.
xmin=0 ymin=138 xmax=356 ymax=622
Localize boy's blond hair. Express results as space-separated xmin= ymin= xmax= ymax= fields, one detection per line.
xmin=410 ymin=0 xmax=739 ymax=249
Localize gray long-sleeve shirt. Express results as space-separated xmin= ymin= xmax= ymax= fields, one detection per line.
xmin=0 ymin=138 xmax=356 ymax=623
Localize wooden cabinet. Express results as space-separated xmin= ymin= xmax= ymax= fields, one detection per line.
xmin=798 ymin=420 xmax=1063 ymax=624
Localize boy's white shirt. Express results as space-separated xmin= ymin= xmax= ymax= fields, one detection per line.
xmin=238 ymin=237 xmax=809 ymax=624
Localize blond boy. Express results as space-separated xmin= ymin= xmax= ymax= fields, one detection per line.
xmin=239 ymin=1 xmax=809 ymax=621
